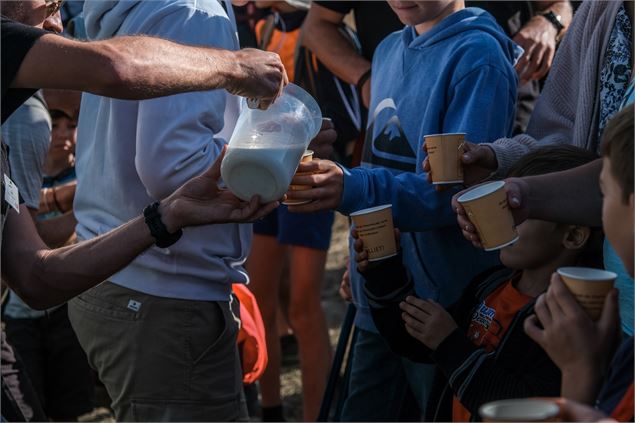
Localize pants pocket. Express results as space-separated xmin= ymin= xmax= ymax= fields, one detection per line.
xmin=187 ymin=301 xmax=234 ymax=365
xmin=70 ymin=289 xmax=138 ymax=322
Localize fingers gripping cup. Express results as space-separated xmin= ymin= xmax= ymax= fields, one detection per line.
xmin=557 ymin=267 xmax=617 ymax=320
xmin=283 ymin=150 xmax=314 ymax=206
xmin=424 ymin=133 xmax=466 ymax=185
xmin=221 ymin=83 xmax=322 ymax=202
xmin=457 ymin=181 xmax=518 ymax=251
xmin=479 ymin=399 xmax=560 ymax=422
xmin=350 ymin=205 xmax=398 ymax=262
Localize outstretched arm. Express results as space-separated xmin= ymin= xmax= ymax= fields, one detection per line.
xmin=2 ymin=150 xmax=278 ymax=310
xmin=12 ymin=32 xmax=288 ymax=106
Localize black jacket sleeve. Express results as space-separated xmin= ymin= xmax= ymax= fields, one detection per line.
xmin=360 ymin=252 xmax=434 ymax=363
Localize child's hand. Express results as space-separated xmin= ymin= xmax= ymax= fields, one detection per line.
xmin=351 ymin=227 xmax=370 ymax=272
xmin=351 ymin=227 xmax=400 ymax=273
xmin=339 ymin=267 xmax=353 ymax=303
xmin=400 ymin=296 xmax=457 ymax=350
xmin=523 ymin=273 xmax=620 ymax=403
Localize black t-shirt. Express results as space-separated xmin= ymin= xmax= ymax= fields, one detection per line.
xmin=465 ymin=2 xmax=534 ymax=37
xmin=314 ymin=1 xmax=403 ymax=61
xmin=1 ymin=16 xmax=48 ymax=124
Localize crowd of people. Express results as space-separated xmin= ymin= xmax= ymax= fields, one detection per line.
xmin=0 ymin=0 xmax=633 ymax=422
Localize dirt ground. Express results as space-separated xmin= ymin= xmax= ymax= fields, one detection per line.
xmin=279 ymin=212 xmax=350 ymax=422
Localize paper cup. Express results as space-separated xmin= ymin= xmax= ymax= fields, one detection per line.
xmin=457 ymin=181 xmax=518 ymax=251
xmin=425 ymin=133 xmax=465 ymax=185
xmin=283 ymin=150 xmax=314 ymax=206
xmin=350 ymin=204 xmax=398 ymax=262
xmin=557 ymin=267 xmax=617 ymax=320
xmin=479 ymin=399 xmax=560 ymax=422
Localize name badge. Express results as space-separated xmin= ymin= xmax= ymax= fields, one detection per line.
xmin=3 ymin=174 xmax=19 ymax=213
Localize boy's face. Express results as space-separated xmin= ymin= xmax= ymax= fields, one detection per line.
xmin=50 ymin=115 xmax=77 ymax=155
xmin=499 ymin=219 xmax=570 ymax=270
xmin=600 ymin=157 xmax=634 ymax=276
xmin=387 ymin=1 xmax=456 ymax=27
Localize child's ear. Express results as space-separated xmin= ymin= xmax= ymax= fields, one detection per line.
xmin=562 ymin=225 xmax=591 ymax=250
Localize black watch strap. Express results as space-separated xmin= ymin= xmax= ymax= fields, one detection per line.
xmin=143 ymin=202 xmax=183 ymax=248
xmin=540 ymin=11 xmax=564 ymax=35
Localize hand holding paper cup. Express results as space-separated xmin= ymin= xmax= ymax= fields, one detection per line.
xmin=479 ymin=398 xmax=561 ymax=422
xmin=457 ymin=181 xmax=518 ymax=251
xmin=424 ymin=133 xmax=466 ymax=185
xmin=283 ymin=150 xmax=314 ymax=206
xmin=557 ymin=267 xmax=617 ymax=320
xmin=350 ymin=205 xmax=398 ymax=262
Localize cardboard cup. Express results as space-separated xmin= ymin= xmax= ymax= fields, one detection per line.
xmin=479 ymin=399 xmax=561 ymax=422
xmin=350 ymin=204 xmax=398 ymax=262
xmin=425 ymin=133 xmax=465 ymax=185
xmin=557 ymin=267 xmax=617 ymax=320
xmin=283 ymin=150 xmax=314 ymax=206
xmin=457 ymin=181 xmax=518 ymax=251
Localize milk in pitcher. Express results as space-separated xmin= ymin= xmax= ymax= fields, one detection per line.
xmin=221 ymin=140 xmax=306 ymax=202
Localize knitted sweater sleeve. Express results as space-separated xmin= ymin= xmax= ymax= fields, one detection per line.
xmin=484 ymin=1 xmax=620 ymax=177
xmin=361 ymin=253 xmax=435 ymax=363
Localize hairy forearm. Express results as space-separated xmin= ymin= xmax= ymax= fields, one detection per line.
xmin=526 ymin=159 xmax=602 ymax=226
xmin=302 ymin=10 xmax=371 ymax=85
xmin=14 ymin=34 xmax=236 ymax=99
xmin=35 ymin=211 xmax=77 ymax=248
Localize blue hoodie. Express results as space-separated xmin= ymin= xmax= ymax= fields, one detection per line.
xmin=339 ymin=8 xmax=520 ymax=331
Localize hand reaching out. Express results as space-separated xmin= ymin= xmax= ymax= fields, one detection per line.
xmin=160 ymin=146 xmax=279 ymax=232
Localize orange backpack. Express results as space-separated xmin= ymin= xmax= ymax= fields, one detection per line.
xmin=233 ymin=284 xmax=268 ymax=384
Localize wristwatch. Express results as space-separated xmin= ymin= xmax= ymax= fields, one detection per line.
xmin=143 ymin=202 xmax=183 ymax=248
xmin=540 ymin=11 xmax=565 ymax=39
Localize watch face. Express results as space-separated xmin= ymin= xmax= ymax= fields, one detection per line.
xmin=543 ymin=11 xmax=564 ymax=32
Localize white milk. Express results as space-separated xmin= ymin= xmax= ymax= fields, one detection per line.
xmin=221 ymin=143 xmax=306 ymax=202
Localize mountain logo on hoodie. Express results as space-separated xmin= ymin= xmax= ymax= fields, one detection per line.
xmin=361 ymin=98 xmax=417 ymax=173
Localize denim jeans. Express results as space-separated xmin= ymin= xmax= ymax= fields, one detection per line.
xmin=340 ymin=328 xmax=436 ymax=421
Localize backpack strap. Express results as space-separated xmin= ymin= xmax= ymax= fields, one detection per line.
xmin=258 ymin=13 xmax=277 ymax=51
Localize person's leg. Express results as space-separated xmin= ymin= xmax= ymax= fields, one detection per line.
xmin=68 ymin=282 xmax=243 ymax=421
xmin=287 ymin=244 xmax=332 ymax=421
xmin=3 ymin=316 xmax=46 ymax=410
xmin=278 ymin=207 xmax=334 ymax=421
xmin=0 ymin=330 xmax=47 ymax=422
xmin=340 ymin=328 xmax=415 ymax=422
xmin=401 ymin=359 xmax=437 ymax=420
xmin=43 ymin=305 xmax=95 ymax=421
xmin=245 ymin=233 xmax=287 ymax=415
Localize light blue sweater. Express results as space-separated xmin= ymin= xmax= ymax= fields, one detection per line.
xmin=74 ymin=0 xmax=246 ymax=301
xmin=340 ymin=8 xmax=521 ymax=331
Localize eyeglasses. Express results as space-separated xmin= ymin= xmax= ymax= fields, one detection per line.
xmin=44 ymin=0 xmax=64 ymax=18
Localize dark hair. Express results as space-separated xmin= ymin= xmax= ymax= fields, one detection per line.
xmin=602 ymin=103 xmax=634 ymax=204
xmin=506 ymin=145 xmax=603 ymax=268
